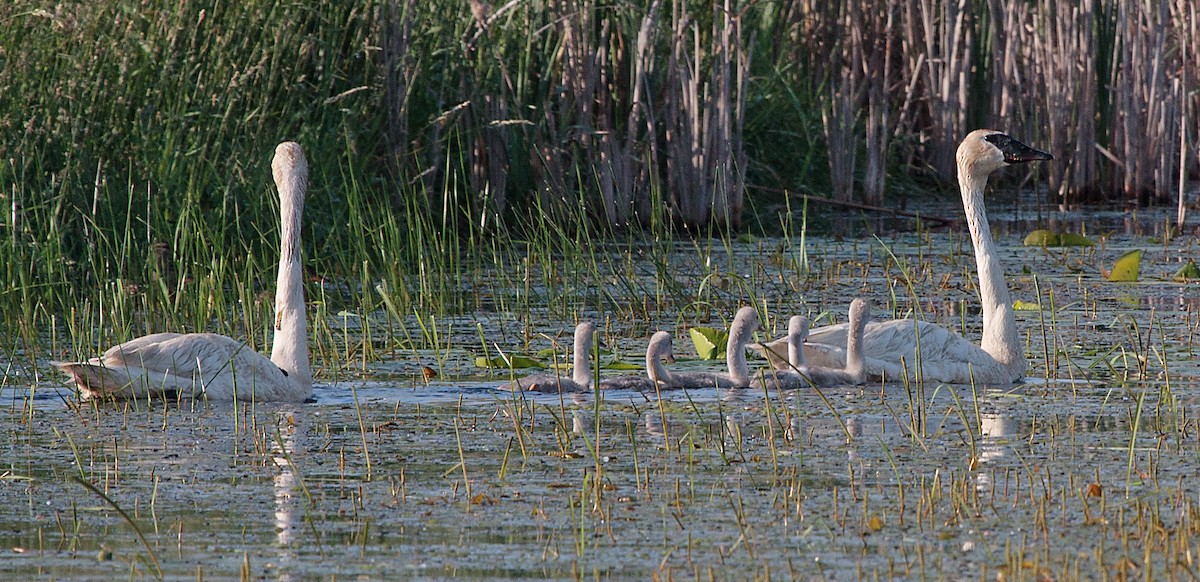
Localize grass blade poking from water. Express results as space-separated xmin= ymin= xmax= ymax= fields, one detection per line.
xmin=349 ymin=382 xmax=373 ymax=481
xmin=453 ymin=417 xmax=471 ymax=512
xmin=71 ymin=475 xmax=162 ymax=580
xmin=1125 ymin=389 xmax=1148 ymax=499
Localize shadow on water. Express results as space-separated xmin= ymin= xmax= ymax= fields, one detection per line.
xmin=8 ymin=195 xmax=1200 ymax=578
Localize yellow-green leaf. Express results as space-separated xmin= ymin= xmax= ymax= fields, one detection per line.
xmin=1023 ymin=229 xmax=1095 ymax=247
xmin=688 ymin=327 xmax=728 ymax=360
xmin=1173 ymin=259 xmax=1200 ymax=282
xmin=1023 ymin=229 xmax=1059 ymax=246
xmin=1058 ymin=233 xmax=1096 ymax=246
xmin=1012 ymin=300 xmax=1041 ymax=311
xmin=475 ymin=355 xmax=544 ymax=369
xmin=1106 ymin=249 xmax=1143 ymax=282
xmin=603 ymin=360 xmax=643 ymax=371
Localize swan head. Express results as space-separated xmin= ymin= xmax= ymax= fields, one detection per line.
xmin=647 ymin=331 xmax=675 ymax=362
xmin=957 ymin=130 xmax=1053 ymax=178
xmin=787 ymin=315 xmax=808 ymax=342
xmin=848 ymin=298 xmax=869 ymax=331
xmin=273 ymin=142 xmax=308 ymax=200
xmin=573 ymin=321 xmax=596 ymax=348
xmin=731 ymin=307 xmax=760 ymax=340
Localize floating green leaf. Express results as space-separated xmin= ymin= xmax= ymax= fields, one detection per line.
xmin=1023 ymin=229 xmax=1058 ymax=246
xmin=1012 ymin=300 xmax=1041 ymax=311
xmin=602 ymin=360 xmax=643 ymax=371
xmin=1023 ymin=229 xmax=1095 ymax=247
xmin=1105 ymin=249 xmax=1143 ymax=282
xmin=688 ymin=327 xmax=728 ymax=360
xmin=1058 ymin=233 xmax=1096 ymax=246
xmin=475 ymin=355 xmax=544 ymax=369
xmin=1173 ymin=259 xmax=1200 ymax=282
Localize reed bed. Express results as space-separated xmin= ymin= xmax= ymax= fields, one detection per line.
xmin=0 ymin=0 xmax=1196 ymax=373
xmin=5 ymin=5 xmax=1200 ymax=579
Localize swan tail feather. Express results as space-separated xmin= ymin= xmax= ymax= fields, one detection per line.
xmin=53 ymin=361 xmax=134 ymax=399
xmin=52 ymin=361 xmax=184 ymax=400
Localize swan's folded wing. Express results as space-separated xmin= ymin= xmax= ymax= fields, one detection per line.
xmin=803 ymin=322 xmax=851 ymax=347
xmin=57 ymin=333 xmax=276 ymax=399
xmin=753 ymin=339 xmax=791 ymax=370
xmin=53 ymin=361 xmax=220 ymax=399
xmin=100 ymin=333 xmax=247 ymax=375
xmin=757 ymin=321 xmax=852 ymax=369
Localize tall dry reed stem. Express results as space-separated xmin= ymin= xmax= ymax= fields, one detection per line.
xmin=663 ymin=0 xmax=750 ymax=230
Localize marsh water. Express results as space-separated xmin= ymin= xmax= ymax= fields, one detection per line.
xmin=5 ymin=193 xmax=1200 ymax=579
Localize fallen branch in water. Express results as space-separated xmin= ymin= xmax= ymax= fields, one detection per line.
xmin=746 ymin=183 xmax=958 ymax=227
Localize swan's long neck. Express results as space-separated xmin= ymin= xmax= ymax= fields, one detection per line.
xmin=270 ymin=143 xmax=312 ymax=392
xmin=726 ymin=308 xmax=758 ymax=385
xmin=844 ymin=300 xmax=866 ymax=378
xmin=788 ymin=316 xmax=807 ymax=368
xmin=958 ymin=170 xmax=1024 ymax=375
xmin=646 ymin=332 xmax=674 ymax=385
xmin=571 ymin=323 xmax=595 ymax=387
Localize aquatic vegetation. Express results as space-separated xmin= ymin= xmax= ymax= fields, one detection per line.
xmin=1 ymin=2 xmax=1195 ymax=574
xmin=1023 ymin=229 xmax=1097 ymax=247
xmin=1173 ymin=259 xmax=1200 ymax=282
xmin=6 ymin=199 xmax=1200 ymax=578
xmin=1105 ymin=249 xmax=1145 ymax=282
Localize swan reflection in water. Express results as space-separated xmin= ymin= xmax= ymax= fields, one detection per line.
xmin=643 ymin=411 xmax=665 ymax=439
xmin=973 ymin=412 xmax=1011 ymax=493
xmin=271 ymin=409 xmax=306 ymax=581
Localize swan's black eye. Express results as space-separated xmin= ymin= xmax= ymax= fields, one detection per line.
xmin=279 ymin=367 xmax=289 ymax=377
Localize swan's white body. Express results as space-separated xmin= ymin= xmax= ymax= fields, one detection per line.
xmin=54 ymin=143 xmax=314 ymax=402
xmin=654 ymin=307 xmax=759 ymax=389
xmin=769 ymin=131 xmax=1052 ymax=385
xmin=511 ymin=322 xmax=595 ymax=393
xmin=753 ymin=300 xmax=868 ymax=389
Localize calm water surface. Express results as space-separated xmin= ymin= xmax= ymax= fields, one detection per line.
xmin=3 ymin=198 xmax=1200 ymax=579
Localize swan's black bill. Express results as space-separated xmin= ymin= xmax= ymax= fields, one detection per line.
xmin=984 ymin=133 xmax=1054 ymax=163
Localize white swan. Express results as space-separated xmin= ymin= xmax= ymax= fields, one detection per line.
xmin=54 ymin=142 xmax=314 ymax=401
xmin=655 ymin=306 xmax=760 ymax=389
xmin=752 ymin=299 xmax=869 ymax=389
xmin=510 ymin=322 xmax=595 ymax=393
xmin=776 ymin=130 xmax=1052 ymax=384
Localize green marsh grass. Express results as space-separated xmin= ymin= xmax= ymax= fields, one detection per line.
xmin=6 ymin=6 xmax=1200 ymax=580
xmin=0 ymin=2 xmax=1194 ymax=368
xmin=71 ymin=475 xmax=162 ymax=580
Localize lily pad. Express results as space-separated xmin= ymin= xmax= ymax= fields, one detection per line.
xmin=1172 ymin=259 xmax=1200 ymax=282
xmin=688 ymin=327 xmax=728 ymax=360
xmin=1105 ymin=249 xmax=1143 ymax=282
xmin=475 ymin=355 xmax=544 ymax=369
xmin=1023 ymin=229 xmax=1059 ymax=246
xmin=603 ymin=360 xmax=644 ymax=371
xmin=1059 ymin=233 xmax=1096 ymax=246
xmin=1012 ymin=300 xmax=1042 ymax=311
xmin=1023 ymin=229 xmax=1095 ymax=247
